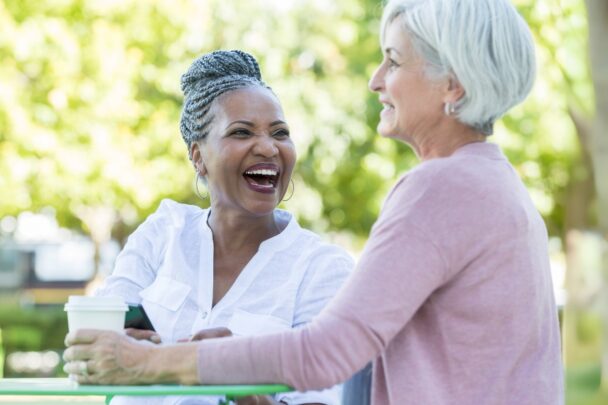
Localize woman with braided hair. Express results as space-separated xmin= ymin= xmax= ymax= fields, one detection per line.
xmin=91 ymin=50 xmax=353 ymax=405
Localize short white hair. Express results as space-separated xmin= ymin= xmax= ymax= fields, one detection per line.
xmin=381 ymin=0 xmax=536 ymax=135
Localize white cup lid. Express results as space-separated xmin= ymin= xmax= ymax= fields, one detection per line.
xmin=64 ymin=295 xmax=128 ymax=312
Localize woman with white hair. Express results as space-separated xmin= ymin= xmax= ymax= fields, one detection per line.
xmin=64 ymin=0 xmax=564 ymax=403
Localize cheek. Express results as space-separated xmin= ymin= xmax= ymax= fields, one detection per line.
xmin=282 ymin=145 xmax=297 ymax=170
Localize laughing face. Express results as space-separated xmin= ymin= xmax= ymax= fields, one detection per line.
xmin=191 ymin=86 xmax=296 ymax=216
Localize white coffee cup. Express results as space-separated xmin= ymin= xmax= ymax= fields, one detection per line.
xmin=64 ymin=296 xmax=128 ymax=333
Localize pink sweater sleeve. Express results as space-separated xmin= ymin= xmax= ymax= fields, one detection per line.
xmin=197 ymin=172 xmax=447 ymax=390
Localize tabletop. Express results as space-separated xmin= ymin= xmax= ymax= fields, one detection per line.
xmin=0 ymin=378 xmax=292 ymax=397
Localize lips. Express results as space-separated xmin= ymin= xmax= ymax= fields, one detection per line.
xmin=379 ymin=97 xmax=394 ymax=110
xmin=242 ymin=163 xmax=280 ymax=193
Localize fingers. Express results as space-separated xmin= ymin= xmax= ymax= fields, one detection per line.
xmin=63 ymin=345 xmax=94 ymax=362
xmin=63 ymin=331 xmax=150 ymax=386
xmin=65 ymin=329 xmax=114 ymax=347
xmin=69 ymin=373 xmax=94 ymax=385
xmin=190 ymin=327 xmax=233 ymax=341
xmin=63 ymin=360 xmax=98 ymax=385
xmin=125 ymin=328 xmax=161 ymax=343
xmin=64 ymin=332 xmax=90 ymax=347
xmin=63 ymin=360 xmax=89 ymax=375
xmin=63 ymin=330 xmax=124 ymax=372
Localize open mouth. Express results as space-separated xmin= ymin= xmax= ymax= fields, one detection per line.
xmin=243 ymin=164 xmax=280 ymax=191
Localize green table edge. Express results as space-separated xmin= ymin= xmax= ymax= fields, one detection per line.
xmin=0 ymin=378 xmax=292 ymax=396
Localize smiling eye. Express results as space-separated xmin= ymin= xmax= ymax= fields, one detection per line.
xmin=272 ymin=129 xmax=290 ymax=138
xmin=229 ymin=128 xmax=252 ymax=137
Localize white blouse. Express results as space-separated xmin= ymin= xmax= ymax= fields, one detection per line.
xmin=97 ymin=199 xmax=354 ymax=405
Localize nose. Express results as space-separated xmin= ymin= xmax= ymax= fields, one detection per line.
xmin=368 ymin=63 xmax=385 ymax=93
xmin=253 ymin=135 xmax=279 ymax=157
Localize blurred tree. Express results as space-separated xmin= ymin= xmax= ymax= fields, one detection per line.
xmin=518 ymin=0 xmax=608 ymax=390
xmin=0 ymin=0 xmax=580 ymax=237
xmin=0 ymin=0 xmax=199 ymax=266
xmin=0 ymin=0 xmax=398 ymax=254
xmin=583 ymin=0 xmax=608 ymax=390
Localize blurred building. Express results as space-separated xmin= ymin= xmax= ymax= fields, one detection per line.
xmin=0 ymin=210 xmax=119 ymax=305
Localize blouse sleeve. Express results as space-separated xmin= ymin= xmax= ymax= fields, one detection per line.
xmin=292 ymin=247 xmax=354 ymax=328
xmin=95 ymin=200 xmax=174 ymax=303
xmin=275 ymin=246 xmax=354 ymax=404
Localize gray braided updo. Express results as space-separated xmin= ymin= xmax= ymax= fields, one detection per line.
xmin=179 ymin=50 xmax=270 ymax=152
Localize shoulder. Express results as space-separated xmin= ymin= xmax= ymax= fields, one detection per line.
xmin=129 ymin=199 xmax=205 ymax=243
xmin=303 ymin=234 xmax=355 ymax=270
xmin=147 ymin=199 xmax=206 ymax=228
xmin=380 ymin=142 xmax=535 ymax=244
xmin=278 ymin=210 xmax=355 ymax=273
xmin=387 ymin=143 xmax=514 ymax=214
xmin=288 ymin=213 xmax=353 ymax=259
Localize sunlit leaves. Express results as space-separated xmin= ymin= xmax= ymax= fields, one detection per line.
xmin=0 ymin=0 xmax=592 ymax=247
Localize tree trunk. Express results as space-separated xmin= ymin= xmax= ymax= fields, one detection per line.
xmin=75 ymin=206 xmax=117 ymax=279
xmin=583 ymin=0 xmax=608 ymax=391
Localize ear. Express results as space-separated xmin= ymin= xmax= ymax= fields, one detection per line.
xmin=442 ymin=76 xmax=465 ymax=105
xmin=190 ymin=142 xmax=207 ymax=177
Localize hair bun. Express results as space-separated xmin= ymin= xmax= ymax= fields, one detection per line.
xmin=179 ymin=49 xmax=270 ymax=148
xmin=181 ymin=50 xmax=262 ymax=93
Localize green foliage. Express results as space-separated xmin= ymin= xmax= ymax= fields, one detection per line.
xmin=506 ymin=0 xmax=594 ymax=236
xmin=0 ymin=328 xmax=3 ymax=378
xmin=0 ymin=305 xmax=68 ymax=376
xmin=0 ymin=0 xmax=592 ymax=246
xmin=576 ymin=311 xmax=602 ymax=344
xmin=0 ymin=306 xmax=68 ymax=351
xmin=566 ymin=363 xmax=608 ymax=405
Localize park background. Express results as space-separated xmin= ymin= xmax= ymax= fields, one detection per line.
xmin=0 ymin=0 xmax=607 ymax=404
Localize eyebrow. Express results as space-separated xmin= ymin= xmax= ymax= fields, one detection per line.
xmin=226 ymin=120 xmax=254 ymax=129
xmin=225 ymin=120 xmax=287 ymax=129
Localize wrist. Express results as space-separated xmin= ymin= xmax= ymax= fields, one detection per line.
xmin=144 ymin=343 xmax=200 ymax=385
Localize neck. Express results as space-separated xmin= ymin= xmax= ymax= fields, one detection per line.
xmin=206 ymin=206 xmax=281 ymax=254
xmin=412 ymin=122 xmax=486 ymax=161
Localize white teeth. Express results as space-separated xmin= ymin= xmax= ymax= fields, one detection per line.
xmin=382 ymin=103 xmax=394 ymax=109
xmin=245 ymin=169 xmax=278 ymax=176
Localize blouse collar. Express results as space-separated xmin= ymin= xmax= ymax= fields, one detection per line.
xmin=200 ymin=208 xmax=300 ymax=253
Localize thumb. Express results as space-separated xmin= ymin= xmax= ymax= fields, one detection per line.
xmin=190 ymin=327 xmax=233 ymax=341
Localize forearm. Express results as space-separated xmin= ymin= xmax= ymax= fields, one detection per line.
xmin=197 ymin=311 xmax=380 ymax=391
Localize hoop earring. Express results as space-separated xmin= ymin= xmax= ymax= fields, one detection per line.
xmin=194 ymin=173 xmax=208 ymax=200
xmin=444 ymin=102 xmax=455 ymax=116
xmin=282 ymin=179 xmax=295 ymax=202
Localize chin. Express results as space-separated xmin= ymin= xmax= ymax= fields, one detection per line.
xmin=377 ymin=123 xmax=393 ymax=138
xmin=248 ymin=198 xmax=280 ymax=215
xmin=377 ymin=122 xmax=399 ymax=138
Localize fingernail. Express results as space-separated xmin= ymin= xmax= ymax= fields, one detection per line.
xmin=150 ymin=335 xmax=161 ymax=343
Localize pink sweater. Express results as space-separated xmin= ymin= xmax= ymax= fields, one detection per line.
xmin=197 ymin=142 xmax=564 ymax=404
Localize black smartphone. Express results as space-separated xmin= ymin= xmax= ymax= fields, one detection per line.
xmin=125 ymin=303 xmax=156 ymax=331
